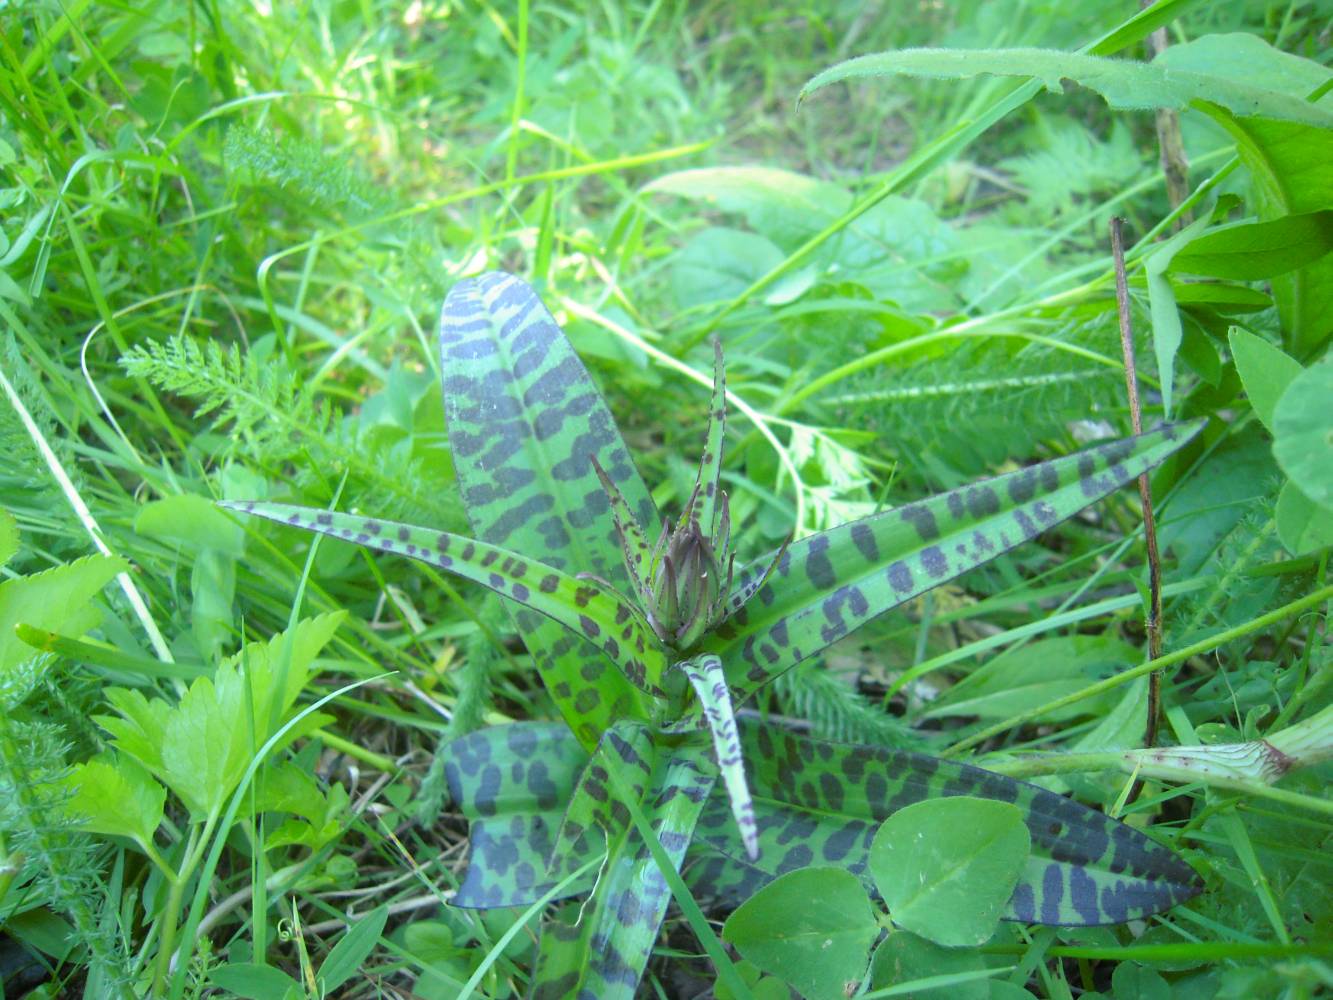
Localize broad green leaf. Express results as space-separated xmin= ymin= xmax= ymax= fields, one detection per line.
xmin=722 ymin=868 xmax=878 ymax=1000
xmin=689 ymin=720 xmax=1202 ymax=927
xmin=1229 ymin=328 xmax=1302 ymax=434
xmin=1272 ymin=360 xmax=1333 ymax=508
xmin=440 ymin=272 xmax=657 ymax=747
xmin=672 ymin=227 xmax=786 ymax=308
xmin=699 ymin=421 xmax=1205 ymax=722
xmin=134 ymin=493 xmax=245 ymax=556
xmin=209 ymin=964 xmax=302 ymax=1000
xmin=220 ymin=502 xmax=670 ymax=696
xmin=97 ymin=613 xmax=343 ymax=818
xmin=1169 ymin=211 xmax=1333 ymax=280
xmin=1187 ymin=35 xmax=1333 ymax=358
xmin=870 ymin=797 xmax=1030 ymax=947
xmin=60 ymin=755 xmax=166 ymax=851
xmin=921 ymin=636 xmax=1135 ymax=722
xmin=1275 ymin=481 xmax=1333 ymax=555
xmin=869 ymin=930 xmax=989 ymax=999
xmin=799 ymin=46 xmax=1333 ymax=129
xmin=442 ymin=723 xmax=592 ymax=908
xmin=530 ymin=726 xmax=717 ymax=1000
xmin=0 ymin=554 xmax=127 ymax=678
xmin=675 ymin=654 xmax=757 ymax=859
xmin=319 ymin=904 xmax=388 ymax=993
xmin=0 ymin=508 xmax=17 ymax=568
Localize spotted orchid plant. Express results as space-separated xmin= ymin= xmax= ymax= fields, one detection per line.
xmin=224 ymin=273 xmax=1204 ymax=998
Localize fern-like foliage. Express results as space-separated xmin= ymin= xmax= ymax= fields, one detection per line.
xmin=0 ymin=718 xmax=130 ymax=990
xmin=0 ymin=335 xmax=82 ymax=555
xmin=772 ymin=660 xmax=914 ymax=749
xmin=224 ymin=124 xmax=394 ymax=221
xmin=831 ymin=333 xmax=1123 ymax=480
xmin=121 ymin=336 xmax=462 ymax=526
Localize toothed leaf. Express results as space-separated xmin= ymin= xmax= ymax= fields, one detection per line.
xmin=698 ymin=421 xmax=1206 ymax=721
xmin=441 ymin=272 xmax=659 ymax=747
xmin=221 ymin=502 xmax=671 ymax=696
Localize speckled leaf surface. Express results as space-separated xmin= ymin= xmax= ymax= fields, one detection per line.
xmin=543 ymin=723 xmax=656 ymax=889
xmin=443 ymin=723 xmax=593 ymax=908
xmin=219 ymin=502 xmax=671 ymax=695
xmin=687 ymin=720 xmax=1202 ymax=926
xmin=675 ymin=654 xmax=758 ymax=859
xmin=531 ymin=724 xmax=717 ymax=1000
xmin=441 ymin=272 xmax=658 ymax=747
xmin=698 ymin=420 xmax=1206 ymax=722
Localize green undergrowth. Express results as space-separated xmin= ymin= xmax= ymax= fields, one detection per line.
xmin=0 ymin=1 xmax=1329 ymax=998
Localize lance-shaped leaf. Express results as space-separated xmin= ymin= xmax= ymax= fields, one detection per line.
xmin=694 ymin=336 xmax=727 ymax=540
xmin=590 ymin=456 xmax=654 ymax=605
xmin=531 ymin=724 xmax=717 ymax=1000
xmin=441 ymin=272 xmax=659 ymax=747
xmin=442 ymin=722 xmax=593 ymax=908
xmin=219 ymin=502 xmax=672 ymax=696
xmin=674 ymin=654 xmax=758 ymax=860
xmin=687 ymin=720 xmax=1202 ymax=927
xmin=697 ymin=420 xmax=1206 ymax=721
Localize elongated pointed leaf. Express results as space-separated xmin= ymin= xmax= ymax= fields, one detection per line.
xmin=675 ymin=654 xmax=758 ymax=859
xmin=532 ymin=725 xmax=716 ymax=1000
xmin=688 ymin=720 xmax=1202 ymax=927
xmin=441 ymin=272 xmax=659 ymax=747
xmin=442 ymin=723 xmax=593 ymax=908
xmin=220 ymin=502 xmax=671 ymax=696
xmin=700 ymin=421 xmax=1205 ymax=720
xmin=590 ymin=456 xmax=654 ymax=606
xmin=695 ymin=337 xmax=727 ymax=539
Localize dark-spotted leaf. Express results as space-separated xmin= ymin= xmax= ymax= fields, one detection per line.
xmin=220 ymin=502 xmax=670 ymax=696
xmin=1272 ymin=359 xmax=1333 ymax=509
xmin=442 ymin=723 xmax=592 ymax=908
xmin=1229 ymin=328 xmax=1302 ymax=435
xmin=688 ymin=721 xmax=1202 ymax=927
xmin=440 ymin=271 xmax=658 ymax=747
xmin=530 ymin=727 xmax=716 ymax=1000
xmin=698 ymin=420 xmax=1204 ymax=721
xmin=722 ymin=867 xmax=878 ymax=1000
xmin=871 ymin=797 xmax=1030 ymax=947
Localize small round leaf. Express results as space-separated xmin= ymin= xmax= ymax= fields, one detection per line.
xmin=869 ymin=797 xmax=1031 ymax=948
xmin=722 ymin=867 xmax=878 ymax=999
